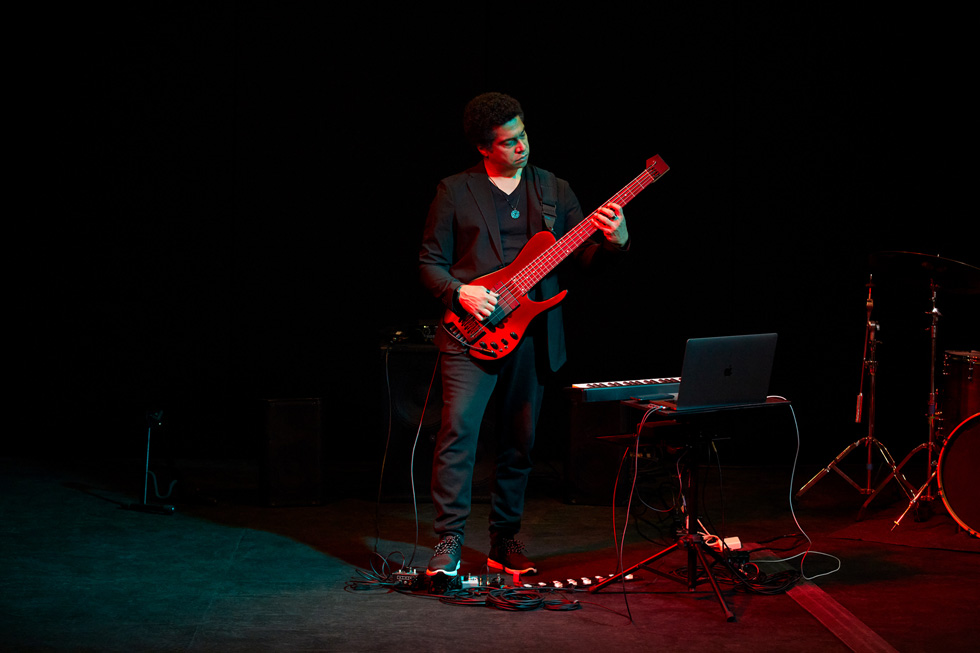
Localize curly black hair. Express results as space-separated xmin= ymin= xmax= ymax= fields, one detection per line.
xmin=462 ymin=92 xmax=525 ymax=150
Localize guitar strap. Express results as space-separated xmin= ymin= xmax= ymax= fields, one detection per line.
xmin=532 ymin=166 xmax=558 ymax=232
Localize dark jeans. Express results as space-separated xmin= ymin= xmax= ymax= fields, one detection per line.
xmin=431 ymin=332 xmax=546 ymax=545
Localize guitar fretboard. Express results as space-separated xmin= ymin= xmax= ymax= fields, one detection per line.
xmin=507 ymin=157 xmax=668 ymax=296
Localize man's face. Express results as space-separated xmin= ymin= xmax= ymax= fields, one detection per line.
xmin=478 ymin=116 xmax=529 ymax=174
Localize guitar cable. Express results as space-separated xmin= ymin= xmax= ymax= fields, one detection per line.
xmin=374 ymin=346 xmax=442 ymax=571
xmin=608 ymin=403 xmax=668 ymax=623
xmin=752 ymin=401 xmax=841 ymax=581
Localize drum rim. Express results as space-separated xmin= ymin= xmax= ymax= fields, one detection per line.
xmin=944 ymin=350 xmax=979 ymax=358
xmin=937 ymin=412 xmax=980 ymax=537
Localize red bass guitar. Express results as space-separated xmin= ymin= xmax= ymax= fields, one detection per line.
xmin=443 ymin=155 xmax=670 ymax=360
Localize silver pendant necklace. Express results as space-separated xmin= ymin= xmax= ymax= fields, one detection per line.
xmin=490 ymin=177 xmax=523 ymax=219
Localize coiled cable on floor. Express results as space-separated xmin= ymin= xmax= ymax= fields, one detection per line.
xmin=486 ymin=588 xmax=544 ymax=611
xmin=484 ymin=588 xmax=581 ymax=612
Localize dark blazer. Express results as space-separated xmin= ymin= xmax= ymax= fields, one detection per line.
xmin=419 ymin=163 xmax=621 ymax=371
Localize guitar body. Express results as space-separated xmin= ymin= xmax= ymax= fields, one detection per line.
xmin=442 ymin=230 xmax=567 ymax=361
xmin=441 ymin=155 xmax=669 ymax=361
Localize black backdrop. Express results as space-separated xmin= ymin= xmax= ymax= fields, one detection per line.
xmin=26 ymin=5 xmax=977 ymax=468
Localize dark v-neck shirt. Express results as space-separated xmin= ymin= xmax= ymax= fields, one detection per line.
xmin=488 ymin=176 xmax=529 ymax=266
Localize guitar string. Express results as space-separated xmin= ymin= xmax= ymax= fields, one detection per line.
xmin=460 ymin=169 xmax=658 ymax=340
xmin=469 ymin=169 xmax=655 ymax=320
xmin=508 ymin=173 xmax=649 ymax=292
xmin=507 ymin=169 xmax=656 ymax=294
xmin=460 ymin=167 xmax=661 ymax=341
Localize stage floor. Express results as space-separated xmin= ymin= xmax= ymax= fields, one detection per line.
xmin=2 ymin=455 xmax=977 ymax=652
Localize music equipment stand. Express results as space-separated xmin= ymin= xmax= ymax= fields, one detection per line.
xmin=797 ymin=277 xmax=914 ymax=502
xmin=591 ymin=399 xmax=789 ymax=621
xmin=125 ymin=410 xmax=175 ymax=515
xmin=859 ymin=278 xmax=944 ymax=525
xmin=856 ymin=252 xmax=980 ymax=526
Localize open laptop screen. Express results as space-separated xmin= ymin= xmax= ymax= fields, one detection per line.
xmin=673 ymin=333 xmax=778 ymax=411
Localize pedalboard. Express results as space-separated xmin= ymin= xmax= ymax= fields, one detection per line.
xmin=391 ymin=568 xmax=633 ymax=593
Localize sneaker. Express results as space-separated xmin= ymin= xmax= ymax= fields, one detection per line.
xmin=426 ymin=534 xmax=462 ymax=577
xmin=487 ymin=536 xmax=537 ymax=575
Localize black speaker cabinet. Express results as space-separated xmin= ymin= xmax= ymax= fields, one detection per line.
xmin=564 ymin=398 xmax=636 ymax=505
xmin=380 ymin=343 xmax=495 ymax=502
xmin=379 ymin=344 xmax=441 ymax=501
xmin=261 ymin=398 xmax=323 ymax=506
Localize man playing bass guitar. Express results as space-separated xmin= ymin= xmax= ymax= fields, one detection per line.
xmin=419 ymin=92 xmax=630 ymax=578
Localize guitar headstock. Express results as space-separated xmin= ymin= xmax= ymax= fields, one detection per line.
xmin=645 ymin=155 xmax=669 ymax=179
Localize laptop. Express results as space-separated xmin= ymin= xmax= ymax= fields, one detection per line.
xmin=654 ymin=333 xmax=778 ymax=413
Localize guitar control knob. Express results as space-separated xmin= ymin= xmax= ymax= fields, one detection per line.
xmin=510 ymin=332 xmax=518 ymax=340
xmin=491 ymin=342 xmax=499 ymax=350
xmin=501 ymin=339 xmax=509 ymax=347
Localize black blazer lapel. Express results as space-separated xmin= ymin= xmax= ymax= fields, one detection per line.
xmin=464 ymin=165 xmax=504 ymax=266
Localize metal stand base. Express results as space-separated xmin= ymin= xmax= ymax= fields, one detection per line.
xmin=590 ymin=533 xmax=736 ymax=622
xmin=796 ymin=435 xmax=914 ymax=500
xmin=858 ymin=441 xmax=941 ymax=523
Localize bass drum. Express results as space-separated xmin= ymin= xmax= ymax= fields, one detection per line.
xmin=937 ymin=413 xmax=980 ymax=537
xmin=941 ymin=350 xmax=979 ymax=437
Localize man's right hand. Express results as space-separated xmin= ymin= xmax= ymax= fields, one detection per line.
xmin=458 ymin=285 xmax=499 ymax=321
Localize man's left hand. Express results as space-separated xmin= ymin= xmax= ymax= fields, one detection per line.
xmin=592 ymin=202 xmax=628 ymax=247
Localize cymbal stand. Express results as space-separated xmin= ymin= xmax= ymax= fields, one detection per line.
xmin=797 ymin=277 xmax=913 ymax=501
xmin=872 ymin=279 xmax=945 ymax=529
xmin=861 ymin=280 xmax=942 ymax=530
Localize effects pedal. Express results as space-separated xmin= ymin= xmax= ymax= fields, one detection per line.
xmin=392 ymin=569 xmax=421 ymax=589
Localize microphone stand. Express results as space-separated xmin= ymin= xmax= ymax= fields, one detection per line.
xmin=796 ymin=277 xmax=913 ymax=502
xmin=126 ymin=410 xmax=175 ymax=515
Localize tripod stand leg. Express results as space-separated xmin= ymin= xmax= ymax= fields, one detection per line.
xmin=692 ymin=542 xmax=736 ymax=622
xmin=858 ymin=443 xmax=923 ymax=520
xmin=797 ymin=436 xmax=907 ymax=498
xmin=796 ymin=439 xmax=864 ymax=497
xmin=891 ymin=470 xmax=937 ymax=531
xmin=591 ymin=539 xmax=736 ymax=621
xmin=589 ymin=542 xmax=682 ymax=593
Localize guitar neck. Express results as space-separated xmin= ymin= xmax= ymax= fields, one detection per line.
xmin=511 ymin=155 xmax=669 ymax=294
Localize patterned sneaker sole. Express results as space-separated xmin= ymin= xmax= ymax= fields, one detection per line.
xmin=425 ymin=560 xmax=461 ymax=577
